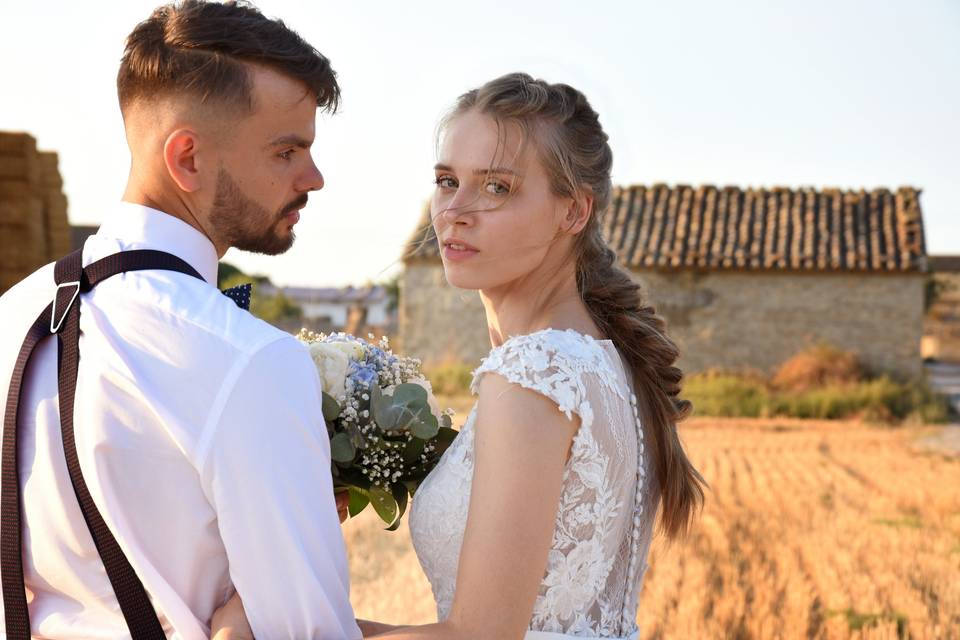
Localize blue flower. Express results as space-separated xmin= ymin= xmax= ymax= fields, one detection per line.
xmin=351 ymin=364 xmax=379 ymax=387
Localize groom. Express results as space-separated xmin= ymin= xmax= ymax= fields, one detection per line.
xmin=0 ymin=1 xmax=360 ymax=638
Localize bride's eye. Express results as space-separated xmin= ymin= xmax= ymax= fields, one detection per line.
xmin=434 ymin=176 xmax=457 ymax=189
xmin=484 ymin=180 xmax=509 ymax=195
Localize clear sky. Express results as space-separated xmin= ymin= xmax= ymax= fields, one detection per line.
xmin=3 ymin=0 xmax=958 ymax=286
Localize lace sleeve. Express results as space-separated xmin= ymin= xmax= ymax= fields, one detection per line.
xmin=470 ymin=329 xmax=620 ymax=429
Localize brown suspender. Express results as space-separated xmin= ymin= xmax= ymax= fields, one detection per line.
xmin=1 ymin=249 xmax=207 ymax=639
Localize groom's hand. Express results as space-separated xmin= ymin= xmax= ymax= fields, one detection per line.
xmin=335 ymin=489 xmax=350 ymax=524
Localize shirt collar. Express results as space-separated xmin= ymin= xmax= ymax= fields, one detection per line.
xmin=95 ymin=202 xmax=220 ymax=285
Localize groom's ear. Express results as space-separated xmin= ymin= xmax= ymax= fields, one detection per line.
xmin=163 ymin=129 xmax=203 ymax=193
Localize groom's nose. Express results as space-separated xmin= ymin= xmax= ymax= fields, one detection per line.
xmin=297 ymin=158 xmax=324 ymax=192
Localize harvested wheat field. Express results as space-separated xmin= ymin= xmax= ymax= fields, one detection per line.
xmin=343 ymin=407 xmax=960 ymax=639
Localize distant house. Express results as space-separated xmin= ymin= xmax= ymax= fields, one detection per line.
xmin=261 ymin=283 xmax=394 ymax=336
xmin=923 ymin=255 xmax=960 ymax=362
xmin=401 ymin=184 xmax=929 ymax=381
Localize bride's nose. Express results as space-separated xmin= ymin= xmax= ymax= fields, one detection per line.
xmin=437 ymin=191 xmax=481 ymax=226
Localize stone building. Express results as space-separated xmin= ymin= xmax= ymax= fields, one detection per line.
xmin=400 ymin=184 xmax=928 ymax=381
xmin=0 ymin=132 xmax=71 ymax=295
xmin=923 ymin=255 xmax=960 ymax=362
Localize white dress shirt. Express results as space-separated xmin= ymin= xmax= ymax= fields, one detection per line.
xmin=0 ymin=203 xmax=361 ymax=639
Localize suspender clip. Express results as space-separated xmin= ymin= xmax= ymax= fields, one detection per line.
xmin=50 ymin=281 xmax=81 ymax=334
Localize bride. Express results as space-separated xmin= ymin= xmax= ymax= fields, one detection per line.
xmin=213 ymin=72 xmax=705 ymax=640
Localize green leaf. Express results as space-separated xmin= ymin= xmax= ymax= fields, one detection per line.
xmin=330 ymin=432 xmax=356 ymax=463
xmin=392 ymin=383 xmax=428 ymax=406
xmin=440 ymin=414 xmax=452 ymax=429
xmin=347 ymin=486 xmax=370 ymax=517
xmin=338 ymin=471 xmax=372 ymax=490
xmin=402 ymin=437 xmax=426 ymax=463
xmin=372 ymin=383 xmax=433 ymax=432
xmin=410 ymin=412 xmax=440 ymax=439
xmin=433 ymin=426 xmax=459 ymax=456
xmin=368 ymin=485 xmax=398 ymax=526
xmin=372 ymin=390 xmax=402 ymax=430
xmin=403 ymin=479 xmax=420 ymax=497
xmin=321 ymin=392 xmax=341 ymax=423
xmin=385 ymin=483 xmax=409 ymax=531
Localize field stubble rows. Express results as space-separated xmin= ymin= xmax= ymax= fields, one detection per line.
xmin=344 ymin=399 xmax=960 ymax=639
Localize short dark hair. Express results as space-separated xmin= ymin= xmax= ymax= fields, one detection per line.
xmin=117 ymin=0 xmax=339 ymax=115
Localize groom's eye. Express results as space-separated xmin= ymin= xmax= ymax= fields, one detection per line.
xmin=278 ymin=149 xmax=296 ymax=161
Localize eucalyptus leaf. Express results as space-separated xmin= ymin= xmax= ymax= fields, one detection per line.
xmin=410 ymin=412 xmax=440 ymax=439
xmin=372 ymin=394 xmax=404 ymax=431
xmin=391 ymin=383 xmax=428 ymax=406
xmin=440 ymin=414 xmax=452 ymax=429
xmin=372 ymin=383 xmax=434 ymax=432
xmin=330 ymin=432 xmax=356 ymax=463
xmin=321 ymin=392 xmax=341 ymax=423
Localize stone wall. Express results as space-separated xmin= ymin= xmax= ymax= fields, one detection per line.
xmin=0 ymin=132 xmax=70 ymax=294
xmin=634 ymin=270 xmax=925 ymax=381
xmin=923 ymin=271 xmax=960 ymax=362
xmin=400 ymin=261 xmax=925 ymax=381
xmin=399 ymin=261 xmax=488 ymax=365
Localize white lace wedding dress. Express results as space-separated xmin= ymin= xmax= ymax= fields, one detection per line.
xmin=409 ymin=329 xmax=658 ymax=639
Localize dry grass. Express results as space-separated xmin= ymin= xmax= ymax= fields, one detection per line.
xmin=342 ymin=401 xmax=960 ymax=639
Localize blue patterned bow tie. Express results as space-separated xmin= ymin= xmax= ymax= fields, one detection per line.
xmin=221 ymin=283 xmax=252 ymax=310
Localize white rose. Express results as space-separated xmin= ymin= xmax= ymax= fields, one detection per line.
xmin=328 ymin=340 xmax=364 ymax=361
xmin=308 ymin=342 xmax=349 ymax=399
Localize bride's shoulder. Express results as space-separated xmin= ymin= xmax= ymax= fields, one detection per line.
xmin=470 ymin=328 xmax=622 ymax=420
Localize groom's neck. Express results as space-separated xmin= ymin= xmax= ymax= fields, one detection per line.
xmin=122 ymin=182 xmax=223 ymax=257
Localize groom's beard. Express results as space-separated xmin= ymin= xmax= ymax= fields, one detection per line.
xmin=209 ymin=168 xmax=307 ymax=255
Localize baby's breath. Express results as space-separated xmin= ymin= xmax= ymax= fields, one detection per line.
xmin=298 ymin=330 xmax=457 ymax=519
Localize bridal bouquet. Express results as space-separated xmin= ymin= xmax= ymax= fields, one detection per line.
xmin=297 ymin=330 xmax=457 ymax=530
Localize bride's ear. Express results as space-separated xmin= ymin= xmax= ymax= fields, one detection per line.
xmin=163 ymin=129 xmax=202 ymax=193
xmin=561 ymin=190 xmax=593 ymax=235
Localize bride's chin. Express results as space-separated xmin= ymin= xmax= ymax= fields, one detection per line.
xmin=442 ymin=267 xmax=482 ymax=291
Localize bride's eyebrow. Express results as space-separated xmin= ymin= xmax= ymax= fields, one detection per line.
xmin=433 ymin=163 xmax=523 ymax=178
xmin=473 ymin=167 xmax=522 ymax=178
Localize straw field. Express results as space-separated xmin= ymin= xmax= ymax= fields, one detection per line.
xmin=344 ymin=401 xmax=960 ymax=639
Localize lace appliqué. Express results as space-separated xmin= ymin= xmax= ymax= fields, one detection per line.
xmin=469 ymin=328 xmax=624 ymax=416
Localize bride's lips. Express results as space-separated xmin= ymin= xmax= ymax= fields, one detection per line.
xmin=442 ymin=238 xmax=479 ymax=262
